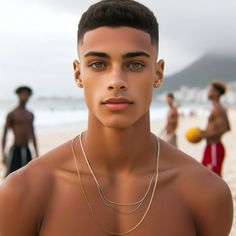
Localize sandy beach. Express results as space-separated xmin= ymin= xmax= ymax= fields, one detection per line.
xmin=0 ymin=109 xmax=236 ymax=235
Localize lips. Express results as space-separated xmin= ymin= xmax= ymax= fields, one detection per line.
xmin=102 ymin=97 xmax=133 ymax=110
xmin=103 ymin=97 xmax=133 ymax=104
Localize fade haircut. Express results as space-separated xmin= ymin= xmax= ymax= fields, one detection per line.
xmin=77 ymin=0 xmax=159 ymax=48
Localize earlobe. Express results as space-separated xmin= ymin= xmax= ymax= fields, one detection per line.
xmin=153 ymin=59 xmax=165 ymax=88
xmin=73 ymin=60 xmax=83 ymax=88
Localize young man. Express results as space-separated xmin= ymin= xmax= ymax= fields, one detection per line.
xmin=0 ymin=1 xmax=233 ymax=235
xmin=1 ymin=86 xmax=38 ymax=176
xmin=200 ymin=81 xmax=231 ymax=176
xmin=160 ymin=93 xmax=178 ymax=147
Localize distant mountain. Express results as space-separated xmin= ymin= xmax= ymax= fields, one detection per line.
xmin=158 ymin=52 xmax=236 ymax=93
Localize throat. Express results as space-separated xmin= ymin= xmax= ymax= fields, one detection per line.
xmin=79 ymin=131 xmax=158 ymax=176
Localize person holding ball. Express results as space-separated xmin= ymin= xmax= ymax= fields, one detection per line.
xmin=186 ymin=81 xmax=230 ymax=176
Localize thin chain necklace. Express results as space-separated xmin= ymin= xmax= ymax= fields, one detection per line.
xmin=79 ymin=132 xmax=156 ymax=211
xmin=71 ymin=133 xmax=160 ymax=235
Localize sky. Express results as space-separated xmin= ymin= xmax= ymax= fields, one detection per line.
xmin=0 ymin=0 xmax=235 ymax=99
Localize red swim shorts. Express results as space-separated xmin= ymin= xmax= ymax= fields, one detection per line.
xmin=201 ymin=143 xmax=225 ymax=176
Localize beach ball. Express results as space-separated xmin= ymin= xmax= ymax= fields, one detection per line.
xmin=185 ymin=127 xmax=202 ymax=143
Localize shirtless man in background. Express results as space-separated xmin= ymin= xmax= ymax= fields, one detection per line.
xmin=160 ymin=93 xmax=178 ymax=147
xmin=0 ymin=1 xmax=233 ymax=235
xmin=200 ymin=81 xmax=231 ymax=176
xmin=1 ymin=86 xmax=38 ymax=176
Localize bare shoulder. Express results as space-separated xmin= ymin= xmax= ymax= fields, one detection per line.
xmin=0 ymin=140 xmax=73 ymax=235
xmin=182 ymin=161 xmax=233 ymax=235
xmin=26 ymin=109 xmax=34 ymax=117
xmin=161 ymin=141 xmax=233 ymax=235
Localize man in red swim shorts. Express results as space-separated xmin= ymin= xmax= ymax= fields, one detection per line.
xmin=201 ymin=81 xmax=231 ymax=176
xmin=202 ymin=142 xmax=225 ymax=176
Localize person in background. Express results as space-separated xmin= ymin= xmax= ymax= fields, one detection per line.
xmin=1 ymin=86 xmax=38 ymax=176
xmin=160 ymin=93 xmax=179 ymax=147
xmin=199 ymin=81 xmax=231 ymax=176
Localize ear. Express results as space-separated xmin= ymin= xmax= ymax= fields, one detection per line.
xmin=153 ymin=59 xmax=165 ymax=88
xmin=73 ymin=60 xmax=83 ymax=88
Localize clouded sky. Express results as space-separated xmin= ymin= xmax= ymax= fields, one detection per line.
xmin=0 ymin=0 xmax=235 ymax=99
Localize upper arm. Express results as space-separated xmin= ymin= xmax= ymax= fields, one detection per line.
xmin=3 ymin=113 xmax=13 ymax=131
xmin=195 ymin=178 xmax=233 ymax=236
xmin=30 ymin=113 xmax=36 ymax=133
xmin=2 ymin=114 xmax=13 ymax=143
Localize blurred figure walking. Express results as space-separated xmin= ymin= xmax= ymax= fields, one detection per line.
xmin=160 ymin=93 xmax=179 ymax=147
xmin=1 ymin=86 xmax=38 ymax=176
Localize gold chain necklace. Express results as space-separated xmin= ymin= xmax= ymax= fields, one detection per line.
xmin=71 ymin=133 xmax=160 ymax=235
xmin=79 ymin=132 xmax=156 ymax=211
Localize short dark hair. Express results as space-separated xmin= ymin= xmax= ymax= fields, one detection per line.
xmin=78 ymin=0 xmax=159 ymax=47
xmin=15 ymin=86 xmax=32 ymax=96
xmin=211 ymin=81 xmax=227 ymax=96
xmin=167 ymin=93 xmax=174 ymax=99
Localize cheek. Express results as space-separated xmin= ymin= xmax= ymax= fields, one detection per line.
xmin=133 ymin=80 xmax=153 ymax=108
xmin=82 ymin=78 xmax=103 ymax=110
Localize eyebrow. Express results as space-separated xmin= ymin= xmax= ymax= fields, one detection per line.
xmin=83 ymin=51 xmax=150 ymax=59
xmin=84 ymin=51 xmax=110 ymax=59
xmin=122 ymin=51 xmax=150 ymax=59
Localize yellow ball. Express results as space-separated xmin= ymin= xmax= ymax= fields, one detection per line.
xmin=185 ymin=127 xmax=202 ymax=143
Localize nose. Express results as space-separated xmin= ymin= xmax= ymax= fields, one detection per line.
xmin=107 ymin=68 xmax=128 ymax=91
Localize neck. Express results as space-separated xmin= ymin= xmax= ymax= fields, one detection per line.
xmin=82 ymin=115 xmax=156 ymax=175
xmin=18 ymin=102 xmax=26 ymax=109
xmin=211 ymin=97 xmax=220 ymax=104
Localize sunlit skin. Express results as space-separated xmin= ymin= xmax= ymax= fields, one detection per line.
xmin=203 ymin=85 xmax=231 ymax=143
xmin=1 ymin=90 xmax=38 ymax=164
xmin=0 ymin=27 xmax=233 ymax=236
xmin=166 ymin=96 xmax=178 ymax=138
xmin=75 ymin=27 xmax=163 ymax=131
xmin=191 ymin=85 xmax=231 ymax=143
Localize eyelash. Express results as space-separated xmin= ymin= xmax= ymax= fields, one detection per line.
xmin=127 ymin=61 xmax=145 ymax=71
xmin=87 ymin=60 xmax=145 ymax=71
xmin=88 ymin=61 xmax=106 ymax=70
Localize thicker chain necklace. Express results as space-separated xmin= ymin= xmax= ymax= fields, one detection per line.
xmin=71 ymin=133 xmax=160 ymax=235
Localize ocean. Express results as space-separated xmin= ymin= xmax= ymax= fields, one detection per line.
xmin=0 ymin=97 xmax=210 ymax=131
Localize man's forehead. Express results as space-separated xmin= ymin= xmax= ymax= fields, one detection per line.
xmin=78 ymin=26 xmax=157 ymax=59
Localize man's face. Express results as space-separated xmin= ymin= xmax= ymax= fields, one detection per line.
xmin=166 ymin=96 xmax=173 ymax=106
xmin=208 ymin=85 xmax=218 ymax=100
xmin=18 ymin=90 xmax=31 ymax=104
xmin=74 ymin=26 xmax=164 ymax=129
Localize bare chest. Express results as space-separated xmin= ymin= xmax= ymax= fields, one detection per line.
xmin=39 ymin=176 xmax=197 ymax=236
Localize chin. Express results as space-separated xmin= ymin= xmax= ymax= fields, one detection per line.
xmin=100 ymin=113 xmax=149 ymax=130
xmin=102 ymin=118 xmax=138 ymax=130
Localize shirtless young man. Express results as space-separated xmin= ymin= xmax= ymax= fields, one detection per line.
xmin=160 ymin=93 xmax=178 ymax=147
xmin=200 ymin=81 xmax=231 ymax=176
xmin=1 ymin=86 xmax=38 ymax=176
xmin=0 ymin=1 xmax=233 ymax=235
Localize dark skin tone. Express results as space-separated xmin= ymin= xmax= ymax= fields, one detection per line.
xmin=202 ymin=85 xmax=231 ymax=143
xmin=0 ymin=27 xmax=233 ymax=236
xmin=1 ymin=90 xmax=38 ymax=164
xmin=191 ymin=85 xmax=231 ymax=144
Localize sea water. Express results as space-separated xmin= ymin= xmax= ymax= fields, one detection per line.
xmin=0 ymin=97 xmax=210 ymax=131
